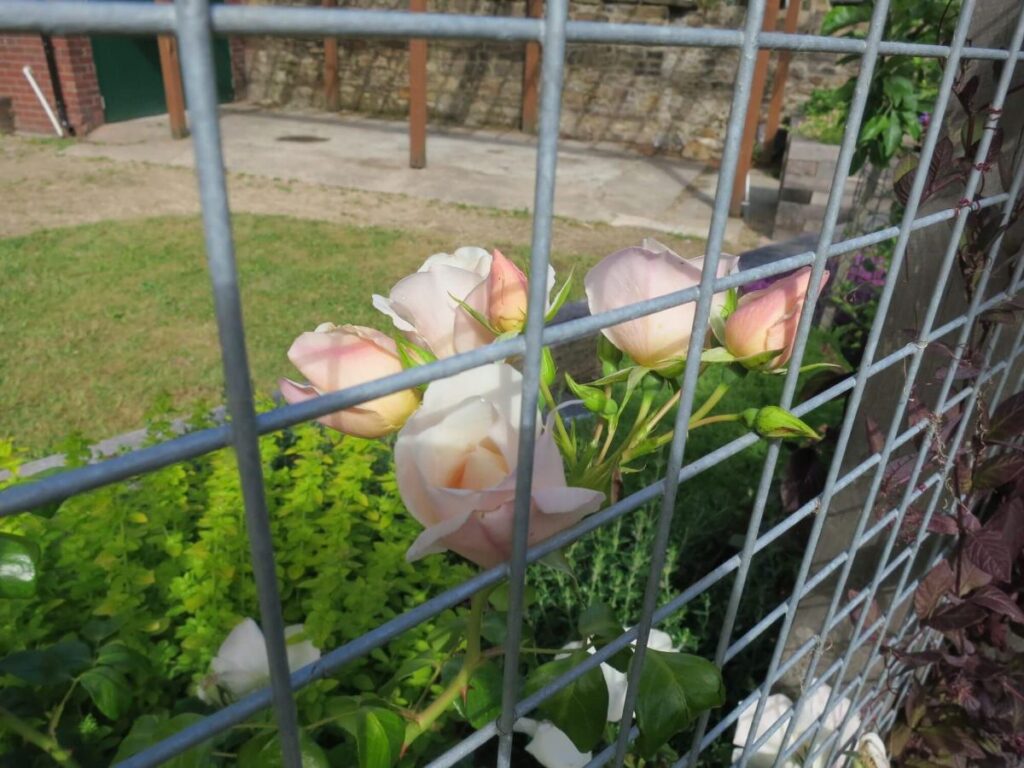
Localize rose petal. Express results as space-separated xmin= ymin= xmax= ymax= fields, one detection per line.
xmin=420 ymin=246 xmax=493 ymax=277
xmin=405 ymin=509 xmax=475 ymax=562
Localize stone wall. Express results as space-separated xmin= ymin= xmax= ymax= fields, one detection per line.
xmin=239 ymin=0 xmax=852 ymax=161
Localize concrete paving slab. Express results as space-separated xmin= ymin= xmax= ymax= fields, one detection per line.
xmin=66 ymin=105 xmax=771 ymax=244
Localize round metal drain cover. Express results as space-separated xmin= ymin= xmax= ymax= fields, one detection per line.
xmin=275 ymin=134 xmax=329 ymax=143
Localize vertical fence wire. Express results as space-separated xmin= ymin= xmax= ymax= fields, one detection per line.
xmin=496 ymin=0 xmax=569 ymax=763
xmin=789 ymin=11 xmax=1024 ymax=765
xmin=734 ymin=1 xmax=980 ymax=763
xmin=812 ymin=87 xmax=1024 ymax=768
xmin=685 ymin=0 xmax=893 ymax=762
xmin=607 ymin=2 xmax=767 ymax=764
xmin=777 ymin=7 xmax=1024 ymax=762
xmin=172 ymin=0 xmax=303 ymax=765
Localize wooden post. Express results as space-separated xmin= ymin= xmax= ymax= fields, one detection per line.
xmin=323 ymin=0 xmax=339 ymax=111
xmin=729 ymin=0 xmax=781 ymax=218
xmin=762 ymin=0 xmax=801 ymax=151
xmin=156 ymin=0 xmax=187 ymax=139
xmin=521 ymin=0 xmax=542 ymax=132
xmin=409 ymin=0 xmax=427 ymax=169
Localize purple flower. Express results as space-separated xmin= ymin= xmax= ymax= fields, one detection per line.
xmin=918 ymin=113 xmax=931 ymax=128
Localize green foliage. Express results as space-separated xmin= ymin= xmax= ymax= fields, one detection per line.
xmin=526 ymin=650 xmax=610 ymax=752
xmin=634 ymin=650 xmax=725 ymax=758
xmin=797 ymin=87 xmax=849 ymax=146
xmin=0 ymin=406 xmax=473 ymax=766
xmin=802 ymin=0 xmax=958 ymax=170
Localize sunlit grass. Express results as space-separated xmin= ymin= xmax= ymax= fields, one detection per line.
xmin=1 ymin=213 xmax=676 ymax=454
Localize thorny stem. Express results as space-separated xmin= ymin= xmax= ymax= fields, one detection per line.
xmin=0 ymin=707 xmax=80 ymax=768
xmin=403 ymin=584 xmax=495 ymax=749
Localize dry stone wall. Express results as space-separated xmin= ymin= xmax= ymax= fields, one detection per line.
xmin=239 ymin=0 xmax=850 ymax=161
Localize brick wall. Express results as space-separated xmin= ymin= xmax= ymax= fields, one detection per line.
xmin=0 ymin=34 xmax=104 ymax=135
xmin=240 ymin=0 xmax=853 ymax=161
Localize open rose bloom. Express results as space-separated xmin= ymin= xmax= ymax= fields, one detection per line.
xmin=280 ymin=323 xmax=420 ymax=439
xmin=198 ymin=618 xmax=320 ymax=705
xmin=373 ymin=247 xmax=552 ymax=357
xmin=732 ymin=685 xmax=867 ymax=768
xmin=395 ymin=363 xmax=604 ymax=568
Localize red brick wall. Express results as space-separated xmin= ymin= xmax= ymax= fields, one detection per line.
xmin=0 ymin=34 xmax=104 ymax=135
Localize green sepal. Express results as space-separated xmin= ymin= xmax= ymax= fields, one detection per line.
xmin=597 ymin=334 xmax=623 ymax=368
xmin=393 ymin=336 xmax=437 ymax=369
xmin=540 ymin=347 xmax=557 ymax=389
xmin=710 ymin=288 xmax=738 ymax=345
xmin=590 ymin=367 xmax=635 ymax=386
xmin=449 ymin=292 xmax=500 ymax=336
xmin=544 ymin=267 xmax=575 ymax=322
xmin=699 ymin=347 xmax=737 ymax=364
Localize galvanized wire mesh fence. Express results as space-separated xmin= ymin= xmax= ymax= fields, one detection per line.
xmin=1 ymin=1 xmax=1023 ymax=766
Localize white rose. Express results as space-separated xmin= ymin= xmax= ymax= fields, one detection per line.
xmin=198 ymin=618 xmax=320 ymax=704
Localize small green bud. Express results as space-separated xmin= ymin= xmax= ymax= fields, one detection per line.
xmin=565 ymin=373 xmax=610 ymax=415
xmin=540 ymin=347 xmax=557 ymax=388
xmin=742 ymin=406 xmax=821 ymax=441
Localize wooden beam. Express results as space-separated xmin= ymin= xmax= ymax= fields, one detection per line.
xmin=521 ymin=0 xmax=542 ymax=132
xmin=729 ymin=0 xmax=781 ymax=218
xmin=156 ymin=0 xmax=187 ymax=140
xmin=409 ymin=0 xmax=427 ymax=169
xmin=323 ymin=0 xmax=339 ymax=111
xmin=762 ymin=0 xmax=801 ymax=151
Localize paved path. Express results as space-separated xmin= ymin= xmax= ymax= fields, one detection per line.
xmin=67 ymin=104 xmax=772 ymax=243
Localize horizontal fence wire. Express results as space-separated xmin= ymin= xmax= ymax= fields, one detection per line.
xmin=2 ymin=0 xmax=1024 ymax=61
xmin=0 ymin=188 xmax=1012 ymax=518
xmin=1 ymin=1 xmax=1021 ymax=767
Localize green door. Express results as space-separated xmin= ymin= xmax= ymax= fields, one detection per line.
xmin=90 ymin=0 xmax=234 ymax=123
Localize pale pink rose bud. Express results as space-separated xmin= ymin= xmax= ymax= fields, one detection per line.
xmin=280 ymin=323 xmax=420 ymax=439
xmin=585 ymin=239 xmax=738 ymax=368
xmin=487 ymin=249 xmax=529 ymax=333
xmin=724 ymin=267 xmax=828 ymax=369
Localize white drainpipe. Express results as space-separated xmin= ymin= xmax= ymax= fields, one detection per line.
xmin=22 ymin=65 xmax=64 ymax=137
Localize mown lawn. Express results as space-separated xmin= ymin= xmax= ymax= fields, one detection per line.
xmin=1 ymin=213 xmax=698 ymax=455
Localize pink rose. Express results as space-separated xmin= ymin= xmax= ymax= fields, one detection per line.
xmin=585 ymin=239 xmax=738 ymax=368
xmin=374 ymin=247 xmax=553 ymax=357
xmin=724 ymin=267 xmax=827 ymax=369
xmin=396 ymin=363 xmax=605 ymax=568
xmin=280 ymin=323 xmax=420 ymax=438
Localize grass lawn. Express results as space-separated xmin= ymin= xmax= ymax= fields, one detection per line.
xmin=1 ymin=213 xmax=700 ymax=455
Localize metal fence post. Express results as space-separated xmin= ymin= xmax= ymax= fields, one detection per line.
xmin=173 ymin=0 xmax=302 ymax=764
